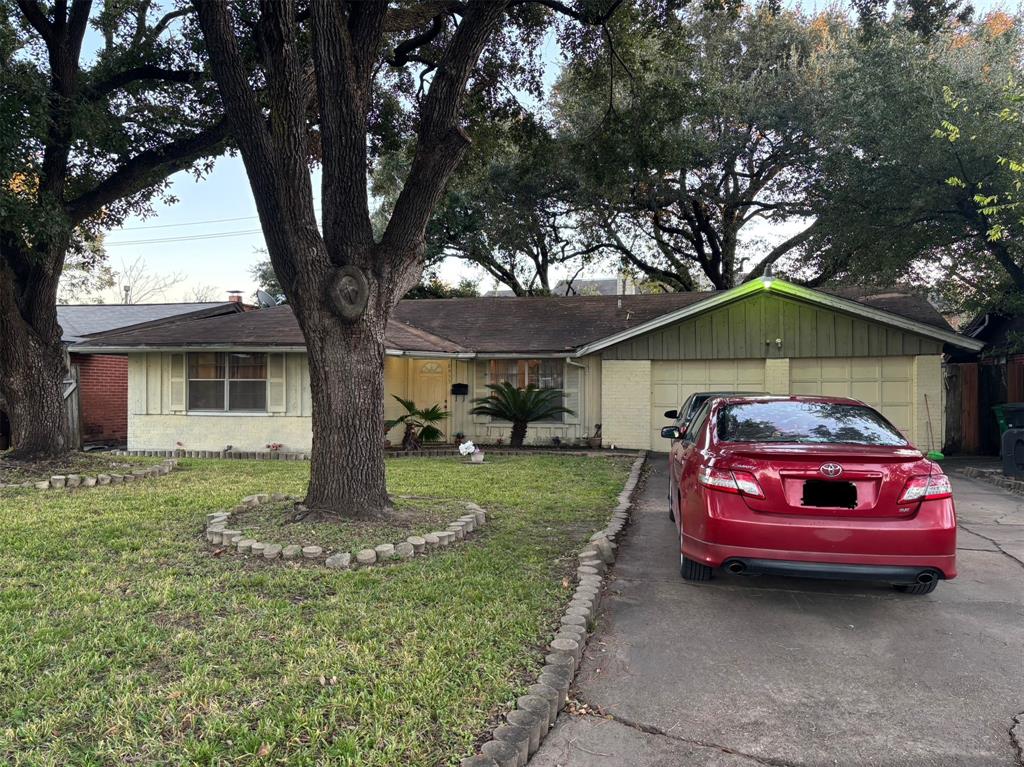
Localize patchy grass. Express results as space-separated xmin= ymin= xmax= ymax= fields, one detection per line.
xmin=0 ymin=454 xmax=632 ymax=766
xmin=229 ymin=497 xmax=464 ymax=552
xmin=0 ymin=450 xmax=161 ymax=484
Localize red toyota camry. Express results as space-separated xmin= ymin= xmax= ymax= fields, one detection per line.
xmin=663 ymin=395 xmax=956 ymax=595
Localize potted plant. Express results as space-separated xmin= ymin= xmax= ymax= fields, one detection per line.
xmin=588 ymin=423 xmax=602 ymax=450
xmin=459 ymin=440 xmax=484 ymax=463
xmin=384 ymin=396 xmax=448 ymax=450
xmin=470 ymin=383 xmax=574 ymax=448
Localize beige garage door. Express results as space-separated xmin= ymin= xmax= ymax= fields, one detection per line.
xmin=650 ymin=360 xmax=766 ymax=447
xmin=789 ymin=357 xmax=914 ymax=441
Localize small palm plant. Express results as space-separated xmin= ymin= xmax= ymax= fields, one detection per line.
xmin=470 ymin=382 xmax=574 ymax=448
xmin=385 ymin=396 xmax=448 ymax=450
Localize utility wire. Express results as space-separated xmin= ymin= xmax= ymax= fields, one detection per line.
xmin=105 ymin=228 xmax=266 ymax=246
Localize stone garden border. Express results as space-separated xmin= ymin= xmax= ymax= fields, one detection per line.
xmin=957 ymin=466 xmax=1024 ymax=495
xmin=113 ymin=448 xmax=641 ymax=461
xmin=204 ymin=494 xmax=488 ymax=570
xmin=459 ymin=450 xmax=647 ymax=767
xmin=0 ymin=458 xmax=179 ymax=491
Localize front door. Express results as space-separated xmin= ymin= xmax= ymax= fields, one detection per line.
xmin=412 ymin=360 xmax=450 ymax=442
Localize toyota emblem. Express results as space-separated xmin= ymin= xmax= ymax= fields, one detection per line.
xmin=820 ymin=463 xmax=843 ymax=478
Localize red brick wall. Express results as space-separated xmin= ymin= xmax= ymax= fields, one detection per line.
xmin=72 ymin=353 xmax=128 ymax=444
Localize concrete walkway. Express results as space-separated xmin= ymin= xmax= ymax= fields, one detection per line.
xmin=532 ymin=457 xmax=1024 ymax=767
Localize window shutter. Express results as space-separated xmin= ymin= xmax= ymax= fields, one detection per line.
xmin=472 ymin=360 xmax=490 ymax=424
xmin=562 ymin=361 xmax=581 ymax=425
xmin=267 ymin=353 xmax=286 ymax=413
xmin=169 ymin=353 xmax=186 ymax=412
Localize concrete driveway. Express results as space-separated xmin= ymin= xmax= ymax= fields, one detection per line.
xmin=533 ymin=457 xmax=1024 ymax=767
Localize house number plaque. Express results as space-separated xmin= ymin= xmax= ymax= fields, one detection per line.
xmin=327 ymin=265 xmax=369 ymax=322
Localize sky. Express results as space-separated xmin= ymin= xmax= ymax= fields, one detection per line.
xmin=96 ymin=0 xmax=1017 ymax=304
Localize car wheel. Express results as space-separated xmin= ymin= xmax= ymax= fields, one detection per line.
xmin=680 ymin=552 xmax=712 ymax=582
xmin=893 ymin=580 xmax=938 ymax=595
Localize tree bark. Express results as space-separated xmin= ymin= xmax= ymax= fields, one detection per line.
xmin=299 ymin=296 xmax=390 ymax=514
xmin=0 ymin=242 xmax=71 ymax=458
xmin=510 ymin=421 xmax=528 ymax=447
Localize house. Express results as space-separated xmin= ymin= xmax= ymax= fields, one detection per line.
xmin=943 ymin=310 xmax=1024 ymax=455
xmin=69 ymin=277 xmax=982 ymax=454
xmin=58 ymin=301 xmax=244 ymax=446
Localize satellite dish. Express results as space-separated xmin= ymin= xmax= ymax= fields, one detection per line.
xmin=256 ymin=289 xmax=280 ymax=308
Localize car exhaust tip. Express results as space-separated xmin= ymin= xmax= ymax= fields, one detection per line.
xmin=916 ymin=571 xmax=936 ymax=584
xmin=725 ymin=560 xmax=746 ymax=574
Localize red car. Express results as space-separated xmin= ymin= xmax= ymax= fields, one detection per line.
xmin=663 ymin=395 xmax=956 ymax=595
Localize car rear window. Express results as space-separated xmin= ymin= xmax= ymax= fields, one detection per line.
xmin=717 ymin=401 xmax=908 ymax=446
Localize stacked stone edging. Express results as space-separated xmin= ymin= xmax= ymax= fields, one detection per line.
xmin=113 ymin=448 xmax=641 ymax=462
xmin=0 ymin=458 xmax=178 ymax=491
xmin=205 ymin=496 xmax=488 ymax=570
xmin=958 ymin=466 xmax=1024 ymax=495
xmin=461 ymin=450 xmax=647 ymax=767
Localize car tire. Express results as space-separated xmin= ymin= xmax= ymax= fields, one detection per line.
xmin=680 ymin=553 xmax=712 ymax=582
xmin=893 ymin=580 xmax=938 ymax=595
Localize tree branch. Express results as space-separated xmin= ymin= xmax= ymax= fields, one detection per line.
xmin=66 ymin=118 xmax=231 ymax=225
xmin=15 ymin=0 xmax=54 ymax=46
xmin=743 ymin=220 xmax=819 ymax=281
xmin=91 ymin=65 xmax=206 ymax=97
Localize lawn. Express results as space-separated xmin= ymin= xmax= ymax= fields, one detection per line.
xmin=0 ymin=454 xmax=632 ymax=766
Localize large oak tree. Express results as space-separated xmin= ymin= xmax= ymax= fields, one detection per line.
xmin=192 ymin=0 xmax=624 ymax=515
xmin=0 ymin=0 xmax=228 ymax=457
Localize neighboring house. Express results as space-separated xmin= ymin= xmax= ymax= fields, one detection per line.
xmin=944 ymin=310 xmax=1024 ymax=455
xmin=70 ymin=277 xmax=982 ymax=454
xmin=59 ymin=301 xmax=244 ymax=446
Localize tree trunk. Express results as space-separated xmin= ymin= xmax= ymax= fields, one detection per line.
xmin=511 ymin=421 xmax=528 ymax=447
xmin=298 ymin=299 xmax=390 ymax=515
xmin=0 ymin=245 xmax=71 ymax=459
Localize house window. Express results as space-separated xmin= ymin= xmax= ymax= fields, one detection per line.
xmin=488 ymin=359 xmax=565 ymax=422
xmin=188 ymin=352 xmax=268 ymax=412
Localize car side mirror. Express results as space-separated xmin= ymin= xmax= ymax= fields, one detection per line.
xmin=661 ymin=426 xmax=681 ymax=440
xmin=664 ymin=409 xmax=678 ymax=420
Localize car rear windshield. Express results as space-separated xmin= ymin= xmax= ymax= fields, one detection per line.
xmin=717 ymin=401 xmax=908 ymax=446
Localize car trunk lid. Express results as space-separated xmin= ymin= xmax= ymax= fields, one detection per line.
xmin=715 ymin=443 xmax=929 ymax=518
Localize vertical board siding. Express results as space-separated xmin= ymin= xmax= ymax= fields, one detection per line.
xmin=601 ymin=294 xmax=944 ymax=360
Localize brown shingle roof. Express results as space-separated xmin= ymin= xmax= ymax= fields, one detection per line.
xmin=72 ymin=286 xmax=954 ymax=354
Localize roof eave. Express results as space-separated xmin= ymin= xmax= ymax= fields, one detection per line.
xmin=573 ymin=277 xmax=984 ymax=356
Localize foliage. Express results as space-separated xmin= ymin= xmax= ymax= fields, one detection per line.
xmin=404 ymin=277 xmax=480 ymax=299
xmin=417 ymin=116 xmax=608 ymax=295
xmin=471 ymin=383 xmax=575 ymax=447
xmin=385 ymin=396 xmax=449 ymax=450
xmin=552 ymin=3 xmax=843 ymax=289
xmin=0 ymin=454 xmax=631 ymax=765
xmin=804 ymin=13 xmax=1024 ymax=314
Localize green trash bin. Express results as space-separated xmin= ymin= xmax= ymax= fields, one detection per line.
xmin=993 ymin=403 xmax=1024 ymax=437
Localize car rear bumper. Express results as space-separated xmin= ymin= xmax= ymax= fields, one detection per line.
xmin=683 ymin=536 xmax=958 ymax=580
xmin=681 ymin=495 xmax=958 ymax=579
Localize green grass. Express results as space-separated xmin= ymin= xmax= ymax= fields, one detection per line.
xmin=229 ymin=497 xmax=466 ymax=553
xmin=0 ymin=454 xmax=631 ymax=766
xmin=0 ymin=452 xmax=161 ymax=484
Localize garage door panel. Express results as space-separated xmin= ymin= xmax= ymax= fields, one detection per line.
xmin=789 ymin=356 xmax=917 ymax=444
xmin=650 ymin=361 xmax=766 ymax=447
xmin=849 ymin=381 xmax=880 ymax=403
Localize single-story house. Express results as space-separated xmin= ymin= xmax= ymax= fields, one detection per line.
xmin=69 ymin=277 xmax=983 ymax=453
xmin=35 ymin=301 xmax=244 ymax=448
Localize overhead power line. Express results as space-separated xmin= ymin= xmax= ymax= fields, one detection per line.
xmin=104 ymin=228 xmax=266 ymax=246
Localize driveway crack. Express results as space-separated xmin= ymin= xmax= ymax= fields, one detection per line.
xmin=1011 ymin=712 xmax=1024 ymax=767
xmin=568 ymin=699 xmax=800 ymax=767
xmin=959 ymin=522 xmax=1024 ymax=570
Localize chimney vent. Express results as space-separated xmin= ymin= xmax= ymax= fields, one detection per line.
xmin=227 ymin=290 xmax=243 ymax=304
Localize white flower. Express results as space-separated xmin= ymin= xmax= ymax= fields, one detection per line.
xmin=459 ymin=441 xmax=477 ymax=456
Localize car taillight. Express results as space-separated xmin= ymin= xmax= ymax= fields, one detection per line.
xmin=898 ymin=474 xmax=953 ymax=503
xmin=699 ymin=467 xmax=765 ymax=498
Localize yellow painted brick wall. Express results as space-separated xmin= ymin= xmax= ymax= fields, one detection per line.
xmin=764 ymin=358 xmax=790 ymax=395
xmin=128 ymin=412 xmax=313 ymax=453
xmin=912 ymin=355 xmax=944 ymax=452
xmin=601 ymin=360 xmax=652 ymax=450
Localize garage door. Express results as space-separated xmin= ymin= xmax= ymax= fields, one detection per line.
xmin=789 ymin=357 xmax=914 ymax=442
xmin=650 ymin=360 xmax=766 ymax=447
